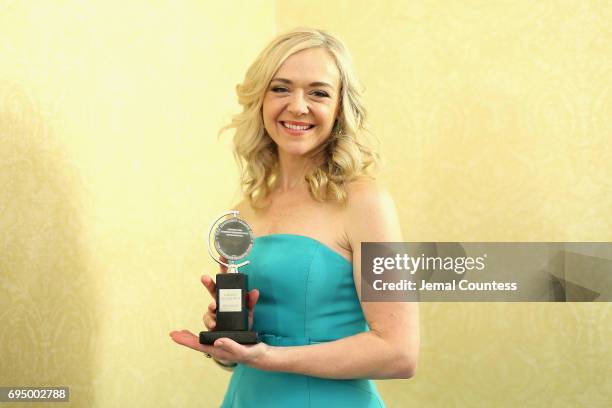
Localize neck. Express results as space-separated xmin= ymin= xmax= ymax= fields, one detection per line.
xmin=275 ymin=151 xmax=311 ymax=192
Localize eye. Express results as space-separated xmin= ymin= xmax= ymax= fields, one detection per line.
xmin=312 ymin=90 xmax=330 ymax=98
xmin=271 ymin=86 xmax=288 ymax=93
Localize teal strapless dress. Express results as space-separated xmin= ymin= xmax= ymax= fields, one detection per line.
xmin=220 ymin=234 xmax=385 ymax=408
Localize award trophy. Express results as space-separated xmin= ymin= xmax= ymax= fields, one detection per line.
xmin=199 ymin=211 xmax=259 ymax=345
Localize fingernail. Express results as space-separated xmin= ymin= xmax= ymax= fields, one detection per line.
xmin=217 ymin=340 xmax=224 ymax=346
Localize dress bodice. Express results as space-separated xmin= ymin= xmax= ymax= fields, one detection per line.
xmin=221 ymin=234 xmax=385 ymax=408
xmin=238 ymin=234 xmax=367 ymax=345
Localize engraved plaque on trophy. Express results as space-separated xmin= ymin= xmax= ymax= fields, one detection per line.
xmin=199 ymin=211 xmax=258 ymax=345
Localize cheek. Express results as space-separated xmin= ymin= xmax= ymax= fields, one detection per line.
xmin=261 ymin=103 xmax=274 ymax=127
xmin=263 ymin=100 xmax=281 ymax=123
xmin=314 ymin=106 xmax=336 ymax=129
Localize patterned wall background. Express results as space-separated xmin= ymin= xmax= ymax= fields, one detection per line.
xmin=1 ymin=1 xmax=610 ymax=407
xmin=276 ymin=2 xmax=612 ymax=407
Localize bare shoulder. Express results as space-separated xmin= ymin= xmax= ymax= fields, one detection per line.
xmin=231 ymin=197 xmax=251 ymax=216
xmin=344 ymin=179 xmax=403 ymax=243
xmin=345 ymin=179 xmax=397 ymax=219
xmin=228 ymin=197 xmax=255 ymax=225
xmin=346 ymin=179 xmax=392 ymax=204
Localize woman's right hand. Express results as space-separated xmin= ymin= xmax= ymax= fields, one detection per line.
xmin=201 ymin=262 xmax=259 ymax=332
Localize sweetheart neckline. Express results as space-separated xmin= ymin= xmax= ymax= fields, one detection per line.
xmin=254 ymin=233 xmax=353 ymax=266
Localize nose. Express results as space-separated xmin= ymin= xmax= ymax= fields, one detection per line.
xmin=287 ymin=90 xmax=309 ymax=116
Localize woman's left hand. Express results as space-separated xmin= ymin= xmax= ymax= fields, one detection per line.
xmin=169 ymin=330 xmax=270 ymax=368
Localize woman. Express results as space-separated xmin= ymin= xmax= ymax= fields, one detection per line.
xmin=170 ymin=27 xmax=419 ymax=407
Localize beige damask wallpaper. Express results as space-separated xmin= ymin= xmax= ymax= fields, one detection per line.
xmin=1 ymin=1 xmax=611 ymax=407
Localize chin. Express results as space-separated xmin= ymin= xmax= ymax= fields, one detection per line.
xmin=279 ymin=146 xmax=310 ymax=157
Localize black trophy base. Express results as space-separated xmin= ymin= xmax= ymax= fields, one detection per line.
xmin=199 ymin=330 xmax=259 ymax=345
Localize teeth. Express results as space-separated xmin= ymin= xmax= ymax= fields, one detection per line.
xmin=283 ymin=122 xmax=312 ymax=130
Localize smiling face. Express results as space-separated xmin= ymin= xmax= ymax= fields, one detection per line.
xmin=262 ymin=48 xmax=342 ymax=160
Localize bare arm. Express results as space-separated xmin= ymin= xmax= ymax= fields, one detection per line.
xmin=253 ymin=182 xmax=419 ymax=379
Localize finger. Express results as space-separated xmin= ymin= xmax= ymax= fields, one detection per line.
xmin=208 ymin=299 xmax=217 ymax=313
xmin=169 ymin=330 xmax=208 ymax=353
xmin=247 ymin=289 xmax=259 ymax=310
xmin=214 ymin=338 xmax=243 ymax=357
xmin=201 ymin=275 xmax=216 ymax=298
xmin=203 ymin=312 xmax=216 ymax=330
xmin=219 ymin=256 xmax=228 ymax=273
xmin=204 ymin=319 xmax=216 ymax=330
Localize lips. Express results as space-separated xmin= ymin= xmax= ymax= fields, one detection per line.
xmin=281 ymin=121 xmax=315 ymax=130
xmin=279 ymin=121 xmax=315 ymax=136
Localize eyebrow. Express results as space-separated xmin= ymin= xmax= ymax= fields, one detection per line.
xmin=271 ymin=77 xmax=335 ymax=90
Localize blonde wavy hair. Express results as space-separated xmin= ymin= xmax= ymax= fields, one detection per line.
xmin=221 ymin=27 xmax=381 ymax=209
